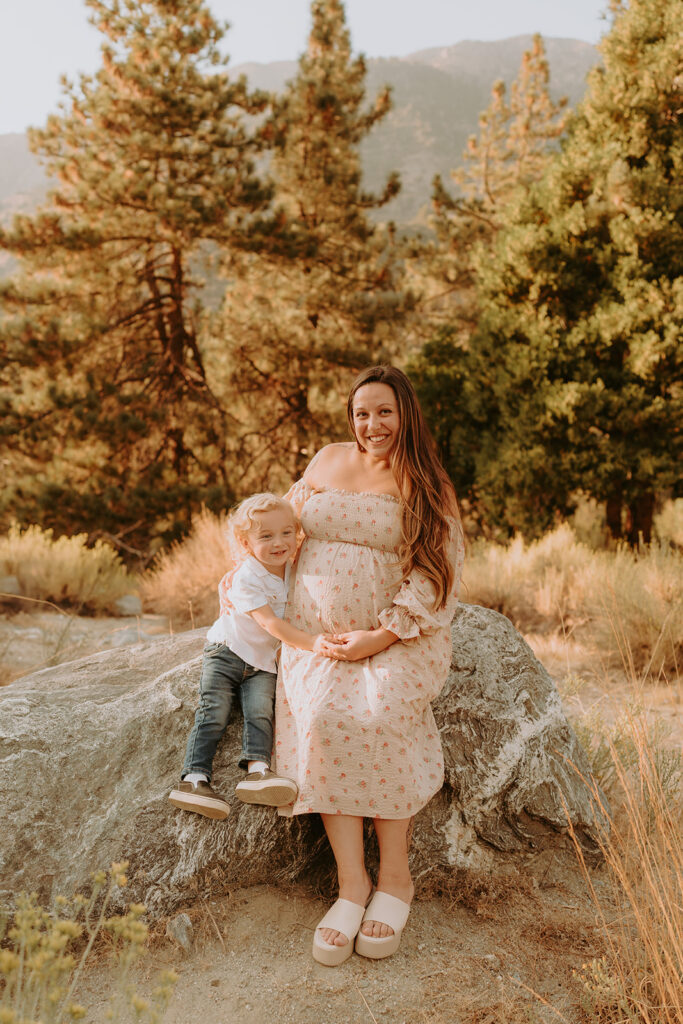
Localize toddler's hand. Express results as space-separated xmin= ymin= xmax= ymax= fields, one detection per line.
xmin=313 ymin=633 xmax=345 ymax=658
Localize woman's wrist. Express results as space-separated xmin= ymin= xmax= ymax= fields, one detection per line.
xmin=369 ymin=627 xmax=399 ymax=653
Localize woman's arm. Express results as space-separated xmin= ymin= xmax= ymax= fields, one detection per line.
xmin=249 ymin=605 xmax=339 ymax=657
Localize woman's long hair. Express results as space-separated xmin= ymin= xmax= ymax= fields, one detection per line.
xmin=346 ymin=365 xmax=462 ymax=609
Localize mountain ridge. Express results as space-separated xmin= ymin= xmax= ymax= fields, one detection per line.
xmin=0 ymin=35 xmax=598 ymax=230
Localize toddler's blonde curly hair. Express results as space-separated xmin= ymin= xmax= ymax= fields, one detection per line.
xmin=227 ymin=493 xmax=299 ymax=564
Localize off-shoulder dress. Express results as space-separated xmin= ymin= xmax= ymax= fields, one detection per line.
xmin=275 ymin=481 xmax=464 ymax=819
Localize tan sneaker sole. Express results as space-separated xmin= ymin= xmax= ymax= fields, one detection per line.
xmin=168 ymin=789 xmax=230 ymax=819
xmin=235 ymin=778 xmax=298 ymax=807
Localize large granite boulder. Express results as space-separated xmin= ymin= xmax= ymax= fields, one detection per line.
xmin=0 ymin=605 xmax=605 ymax=917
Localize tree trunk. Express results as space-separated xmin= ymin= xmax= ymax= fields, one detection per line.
xmin=626 ymin=491 xmax=655 ymax=547
xmin=605 ymin=491 xmax=623 ymax=540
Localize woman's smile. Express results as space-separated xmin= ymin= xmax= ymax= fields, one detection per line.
xmin=352 ymin=383 xmax=400 ymax=457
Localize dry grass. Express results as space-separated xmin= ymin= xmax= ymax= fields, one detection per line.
xmin=139 ymin=509 xmax=232 ymax=631
xmin=568 ymin=712 xmax=683 ymax=1024
xmin=654 ymin=499 xmax=683 ymax=549
xmin=0 ymin=523 xmax=135 ymax=614
xmin=462 ymin=525 xmax=682 ymax=682
xmin=0 ymin=863 xmax=176 ymax=1023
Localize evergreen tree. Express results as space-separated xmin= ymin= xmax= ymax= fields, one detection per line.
xmin=0 ymin=0 xmax=271 ymax=549
xmin=416 ymin=0 xmax=682 ymax=541
xmin=424 ymin=34 xmax=568 ymax=339
xmin=207 ymin=0 xmax=409 ymax=491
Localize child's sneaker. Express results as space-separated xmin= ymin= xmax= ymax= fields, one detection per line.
xmin=168 ymin=779 xmax=230 ymax=819
xmin=235 ymin=769 xmax=298 ymax=807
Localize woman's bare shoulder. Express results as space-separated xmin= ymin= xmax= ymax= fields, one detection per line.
xmin=304 ymin=443 xmax=355 ymax=484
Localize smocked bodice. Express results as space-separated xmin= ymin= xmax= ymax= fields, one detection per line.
xmin=300 ymin=488 xmax=402 ymax=554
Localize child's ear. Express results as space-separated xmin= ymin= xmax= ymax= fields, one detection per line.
xmin=238 ymin=534 xmax=250 ymax=550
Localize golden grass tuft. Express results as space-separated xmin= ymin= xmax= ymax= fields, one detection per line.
xmin=567 ymin=712 xmax=683 ymax=1024
xmin=0 ymin=524 xmax=135 ymax=614
xmin=462 ymin=525 xmax=682 ymax=681
xmin=139 ymin=508 xmax=232 ymax=630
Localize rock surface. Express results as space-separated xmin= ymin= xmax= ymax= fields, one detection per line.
xmin=165 ymin=912 xmax=194 ymax=951
xmin=113 ymin=594 xmax=143 ymax=617
xmin=0 ymin=605 xmax=605 ymax=918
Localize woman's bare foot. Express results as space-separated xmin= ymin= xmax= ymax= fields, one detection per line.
xmin=318 ymin=874 xmax=373 ymax=947
xmin=360 ymin=876 xmax=414 ymax=938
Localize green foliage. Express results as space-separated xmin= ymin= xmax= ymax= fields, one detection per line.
xmin=0 ymin=0 xmax=274 ymax=547
xmin=206 ymin=0 xmax=411 ymax=489
xmin=416 ymin=0 xmax=682 ymax=540
xmin=0 ymin=863 xmax=176 ymax=1023
xmin=417 ymin=34 xmax=567 ymax=342
xmin=0 ymin=523 xmax=135 ymax=613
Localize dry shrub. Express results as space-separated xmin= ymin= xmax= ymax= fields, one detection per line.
xmin=568 ymin=713 xmax=683 ymax=1024
xmin=585 ymin=541 xmax=682 ymax=681
xmin=0 ymin=523 xmax=134 ymax=613
xmin=654 ymin=498 xmax=683 ymax=548
xmin=462 ymin=526 xmax=682 ymax=681
xmin=571 ymin=704 xmax=682 ymax=804
xmin=0 ymin=862 xmax=176 ymax=1023
xmin=417 ymin=866 xmax=538 ymax=919
xmin=462 ymin=524 xmax=595 ymax=630
xmin=140 ymin=509 xmax=232 ymax=630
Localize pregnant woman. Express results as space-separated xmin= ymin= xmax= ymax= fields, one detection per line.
xmin=275 ymin=365 xmax=464 ymax=966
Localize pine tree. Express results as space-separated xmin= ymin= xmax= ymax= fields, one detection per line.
xmin=0 ymin=0 xmax=272 ymax=549
xmin=409 ymin=36 xmax=569 ymax=526
xmin=207 ymin=0 xmax=408 ymax=490
xmin=424 ymin=34 xmax=568 ymax=339
xmin=418 ymin=0 xmax=682 ymax=540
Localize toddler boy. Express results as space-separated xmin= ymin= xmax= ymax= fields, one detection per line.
xmin=169 ymin=493 xmax=329 ymax=819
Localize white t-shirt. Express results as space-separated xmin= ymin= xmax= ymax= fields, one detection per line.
xmin=205 ymin=556 xmax=291 ymax=673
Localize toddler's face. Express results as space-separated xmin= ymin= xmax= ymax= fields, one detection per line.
xmin=244 ymin=507 xmax=297 ymax=573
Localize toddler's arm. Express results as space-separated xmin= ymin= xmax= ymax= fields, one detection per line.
xmin=248 ymin=605 xmax=335 ymax=656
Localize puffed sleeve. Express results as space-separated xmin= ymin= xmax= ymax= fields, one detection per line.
xmin=378 ymin=520 xmax=465 ymax=639
xmin=283 ymin=449 xmax=323 ymax=516
xmin=283 ymin=477 xmax=316 ymax=518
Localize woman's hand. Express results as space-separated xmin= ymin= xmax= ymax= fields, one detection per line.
xmin=323 ymin=628 xmax=398 ymax=661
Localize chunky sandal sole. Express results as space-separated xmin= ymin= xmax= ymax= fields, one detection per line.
xmin=355 ymin=891 xmax=411 ymax=960
xmin=312 ymin=890 xmax=374 ymax=967
xmin=168 ymin=790 xmax=230 ymax=819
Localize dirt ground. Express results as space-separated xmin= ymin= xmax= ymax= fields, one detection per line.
xmin=77 ymin=864 xmax=607 ymax=1024
xmin=3 ymin=609 xmax=681 ymax=1023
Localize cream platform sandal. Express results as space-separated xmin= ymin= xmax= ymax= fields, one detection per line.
xmin=312 ymin=895 xmax=372 ymax=967
xmin=354 ymin=891 xmax=412 ymax=960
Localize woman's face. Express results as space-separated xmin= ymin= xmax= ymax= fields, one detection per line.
xmin=351 ymin=382 xmax=400 ymax=459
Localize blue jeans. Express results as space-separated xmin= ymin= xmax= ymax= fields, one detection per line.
xmin=181 ymin=642 xmax=276 ymax=780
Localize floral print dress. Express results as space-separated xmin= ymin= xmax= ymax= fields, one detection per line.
xmin=275 ymin=482 xmax=464 ymax=819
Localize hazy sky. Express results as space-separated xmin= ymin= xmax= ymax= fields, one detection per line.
xmin=0 ymin=0 xmax=610 ymax=134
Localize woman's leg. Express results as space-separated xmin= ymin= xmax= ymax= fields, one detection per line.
xmin=319 ymin=813 xmax=373 ymax=947
xmin=361 ymin=816 xmax=415 ymax=938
